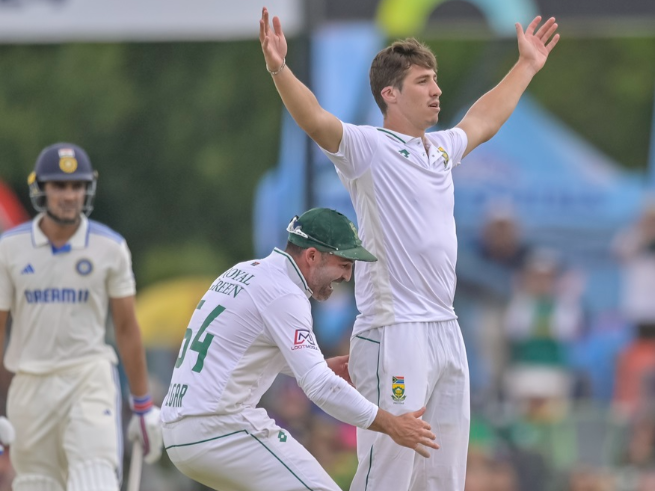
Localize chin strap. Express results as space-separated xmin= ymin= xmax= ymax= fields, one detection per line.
xmin=45 ymin=209 xmax=81 ymax=226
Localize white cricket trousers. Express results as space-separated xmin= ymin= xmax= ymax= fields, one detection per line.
xmin=162 ymin=407 xmax=342 ymax=491
xmin=7 ymin=359 xmax=123 ymax=488
xmin=349 ymin=320 xmax=470 ymax=491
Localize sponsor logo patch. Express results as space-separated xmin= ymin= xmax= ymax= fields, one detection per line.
xmin=293 ymin=329 xmax=318 ymax=351
xmin=392 ymin=376 xmax=406 ymax=403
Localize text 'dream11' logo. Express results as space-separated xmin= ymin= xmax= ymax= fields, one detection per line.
xmin=292 ymin=329 xmax=318 ymax=351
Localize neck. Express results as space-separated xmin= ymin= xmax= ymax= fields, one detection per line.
xmin=383 ymin=118 xmax=426 ymax=139
xmin=39 ymin=213 xmax=81 ymax=248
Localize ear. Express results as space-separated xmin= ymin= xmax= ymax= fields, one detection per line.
xmin=381 ymin=86 xmax=397 ymax=106
xmin=304 ymin=247 xmax=320 ymax=264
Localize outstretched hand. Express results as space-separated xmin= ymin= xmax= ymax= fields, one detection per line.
xmin=259 ymin=7 xmax=287 ymax=73
xmin=516 ymin=16 xmax=560 ymax=73
xmin=388 ymin=407 xmax=439 ymax=458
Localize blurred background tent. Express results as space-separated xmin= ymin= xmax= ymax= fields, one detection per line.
xmin=135 ymin=276 xmax=215 ymax=348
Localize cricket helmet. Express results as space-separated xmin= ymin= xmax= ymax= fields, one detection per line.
xmin=27 ymin=143 xmax=98 ymax=216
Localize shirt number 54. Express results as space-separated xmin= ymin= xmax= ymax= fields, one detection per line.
xmin=174 ymin=304 xmax=225 ymax=373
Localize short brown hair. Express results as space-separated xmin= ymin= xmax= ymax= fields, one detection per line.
xmin=369 ymin=38 xmax=437 ymax=115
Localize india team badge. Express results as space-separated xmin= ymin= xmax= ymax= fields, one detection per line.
xmin=391 ymin=376 xmax=406 ymax=403
xmin=58 ymin=148 xmax=78 ymax=173
xmin=76 ymin=258 xmax=93 ymax=276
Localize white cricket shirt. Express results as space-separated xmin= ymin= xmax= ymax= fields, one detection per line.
xmin=0 ymin=213 xmax=136 ymax=373
xmin=321 ymin=123 xmax=468 ymax=334
xmin=160 ymin=248 xmax=378 ymax=430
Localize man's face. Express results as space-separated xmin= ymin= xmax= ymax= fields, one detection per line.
xmin=393 ymin=64 xmax=442 ymax=130
xmin=43 ymin=180 xmax=86 ymax=224
xmin=308 ymin=252 xmax=354 ymax=301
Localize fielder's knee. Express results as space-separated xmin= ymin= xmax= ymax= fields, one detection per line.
xmin=67 ymin=459 xmax=118 ymax=491
xmin=12 ymin=474 xmax=65 ymax=491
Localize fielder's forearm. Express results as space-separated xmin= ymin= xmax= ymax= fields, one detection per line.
xmin=115 ymin=330 xmax=149 ymax=398
xmin=270 ymin=66 xmax=343 ymax=153
xmin=111 ymin=297 xmax=150 ymax=397
xmin=458 ymin=59 xmax=538 ymax=152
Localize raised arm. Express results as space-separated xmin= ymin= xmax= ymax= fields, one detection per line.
xmin=260 ymin=7 xmax=343 ymax=153
xmin=456 ymin=16 xmax=560 ymax=158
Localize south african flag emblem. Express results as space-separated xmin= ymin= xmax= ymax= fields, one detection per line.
xmin=392 ymin=376 xmax=406 ymax=403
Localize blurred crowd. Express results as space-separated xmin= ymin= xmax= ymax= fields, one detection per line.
xmin=452 ymin=199 xmax=655 ymax=491
xmin=2 ymin=199 xmax=655 ymax=491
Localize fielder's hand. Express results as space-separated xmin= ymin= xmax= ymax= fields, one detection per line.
xmin=368 ymin=407 xmax=438 ymax=458
xmin=326 ymin=355 xmax=352 ymax=385
xmin=0 ymin=416 xmax=15 ymax=455
xmin=127 ymin=395 xmax=163 ymax=464
xmin=390 ymin=407 xmax=439 ymax=458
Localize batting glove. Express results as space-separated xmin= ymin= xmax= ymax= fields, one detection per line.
xmin=127 ymin=395 xmax=163 ymax=464
xmin=0 ymin=416 xmax=15 ymax=455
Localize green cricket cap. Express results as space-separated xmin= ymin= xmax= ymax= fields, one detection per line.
xmin=286 ymin=208 xmax=377 ymax=262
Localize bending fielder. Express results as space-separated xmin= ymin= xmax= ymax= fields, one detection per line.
xmin=161 ymin=208 xmax=438 ymax=491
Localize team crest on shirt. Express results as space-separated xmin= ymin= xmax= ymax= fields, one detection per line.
xmin=391 ymin=376 xmax=406 ymax=403
xmin=437 ymin=146 xmax=450 ymax=168
xmin=75 ymin=259 xmax=93 ymax=276
xmin=292 ymin=329 xmax=318 ymax=351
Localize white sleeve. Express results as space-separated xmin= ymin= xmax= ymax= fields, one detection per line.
xmin=107 ymin=240 xmax=137 ymax=298
xmin=319 ymin=122 xmax=379 ymax=180
xmin=263 ymin=294 xmax=378 ymax=429
xmin=298 ymin=361 xmax=378 ymax=429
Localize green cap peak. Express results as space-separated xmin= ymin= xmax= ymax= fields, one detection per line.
xmin=287 ymin=208 xmax=377 ymax=262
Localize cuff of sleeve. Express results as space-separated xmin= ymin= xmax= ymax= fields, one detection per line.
xmin=363 ymin=405 xmax=378 ymax=430
xmin=129 ymin=394 xmax=153 ymax=415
